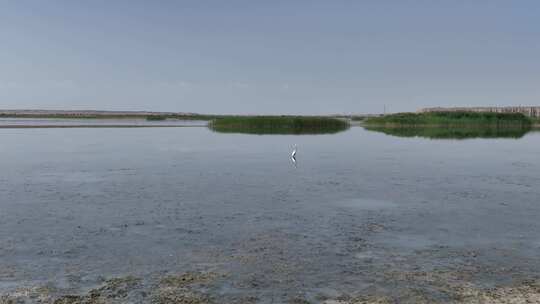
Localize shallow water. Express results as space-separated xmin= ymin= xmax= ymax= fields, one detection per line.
xmin=0 ymin=118 xmax=207 ymax=127
xmin=1 ymin=126 xmax=540 ymax=302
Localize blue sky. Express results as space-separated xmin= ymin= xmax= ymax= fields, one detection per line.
xmin=0 ymin=1 xmax=538 ymax=114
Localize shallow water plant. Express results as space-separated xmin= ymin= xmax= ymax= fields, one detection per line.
xmin=209 ymin=116 xmax=350 ymax=135
xmin=365 ymin=112 xmax=532 ymax=127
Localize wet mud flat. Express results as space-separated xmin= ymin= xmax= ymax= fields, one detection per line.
xmin=2 ymin=256 xmax=540 ymax=303
xmin=2 ymin=201 xmax=540 ymax=304
xmin=1 ymin=277 xmax=539 ymax=304
xmin=1 ymin=128 xmax=540 ymax=303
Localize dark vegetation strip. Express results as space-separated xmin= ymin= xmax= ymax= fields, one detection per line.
xmin=209 ymin=116 xmax=350 ymax=135
xmin=146 ymin=115 xmax=167 ymax=121
xmin=0 ymin=113 xmax=219 ymax=120
xmin=364 ymin=112 xmax=532 ymax=126
xmin=0 ymin=125 xmax=199 ymax=129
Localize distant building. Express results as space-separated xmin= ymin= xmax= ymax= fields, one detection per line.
xmin=419 ymin=106 xmax=540 ymax=118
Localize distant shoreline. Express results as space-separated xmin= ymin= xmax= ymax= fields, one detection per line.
xmin=0 ymin=125 xmax=205 ymax=129
xmin=0 ymin=110 xmax=203 ymax=119
xmin=0 ymin=109 xmax=374 ymax=120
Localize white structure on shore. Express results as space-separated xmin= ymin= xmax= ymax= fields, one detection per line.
xmin=419 ymin=106 xmax=540 ymax=118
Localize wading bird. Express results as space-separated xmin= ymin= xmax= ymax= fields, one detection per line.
xmin=291 ymin=144 xmax=297 ymax=163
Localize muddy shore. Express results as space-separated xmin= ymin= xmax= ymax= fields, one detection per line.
xmin=2 ymin=271 xmax=539 ymax=303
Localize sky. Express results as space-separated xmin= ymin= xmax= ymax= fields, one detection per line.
xmin=0 ymin=1 xmax=539 ymax=115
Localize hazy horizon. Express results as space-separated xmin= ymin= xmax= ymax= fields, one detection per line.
xmin=1 ymin=1 xmax=539 ymax=115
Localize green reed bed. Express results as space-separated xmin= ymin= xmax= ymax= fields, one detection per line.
xmin=143 ymin=114 xmax=226 ymax=121
xmin=147 ymin=114 xmax=219 ymax=121
xmin=209 ymin=116 xmax=350 ymax=135
xmin=365 ymin=112 xmax=532 ymax=127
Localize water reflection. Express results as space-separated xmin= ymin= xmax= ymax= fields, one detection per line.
xmin=363 ymin=125 xmax=533 ymax=140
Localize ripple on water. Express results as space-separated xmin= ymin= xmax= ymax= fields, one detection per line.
xmin=335 ymin=198 xmax=397 ymax=210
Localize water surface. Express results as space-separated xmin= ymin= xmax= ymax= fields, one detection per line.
xmin=0 ymin=118 xmax=206 ymax=128
xmin=1 ymin=126 xmax=539 ymax=302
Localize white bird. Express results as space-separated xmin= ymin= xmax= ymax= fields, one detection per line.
xmin=291 ymin=144 xmax=297 ymax=162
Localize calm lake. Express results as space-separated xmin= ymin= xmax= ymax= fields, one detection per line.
xmin=1 ymin=125 xmax=540 ymax=303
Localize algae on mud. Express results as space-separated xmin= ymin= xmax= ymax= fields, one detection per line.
xmin=3 ymin=272 xmax=540 ymax=304
xmin=209 ymin=116 xmax=350 ymax=135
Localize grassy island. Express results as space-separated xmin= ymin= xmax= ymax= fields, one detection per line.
xmin=365 ymin=112 xmax=532 ymax=127
xmin=209 ymin=116 xmax=350 ymax=135
xmin=363 ymin=112 xmax=533 ymax=139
